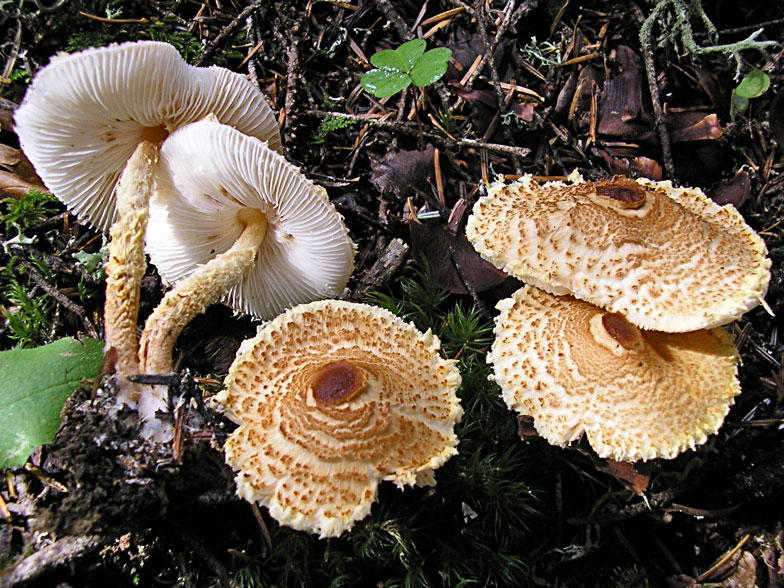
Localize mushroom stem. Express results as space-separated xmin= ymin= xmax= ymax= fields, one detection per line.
xmin=104 ymin=141 xmax=158 ymax=406
xmin=139 ymin=210 xmax=268 ymax=376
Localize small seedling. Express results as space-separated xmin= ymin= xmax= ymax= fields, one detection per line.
xmin=361 ymin=39 xmax=451 ymax=98
xmin=312 ymin=114 xmax=357 ymax=145
xmin=731 ymin=69 xmax=770 ymax=121
xmin=1 ymin=275 xmax=54 ymax=347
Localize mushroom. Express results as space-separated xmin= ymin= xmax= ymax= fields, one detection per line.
xmin=13 ymin=41 xmax=281 ymax=426
xmin=466 ymin=173 xmax=771 ymax=332
xmin=139 ymin=119 xmax=355 ymax=376
xmin=489 ymin=285 xmax=740 ymax=462
xmin=214 ymin=299 xmax=463 ymax=538
xmin=14 ymin=40 xmax=281 ymax=232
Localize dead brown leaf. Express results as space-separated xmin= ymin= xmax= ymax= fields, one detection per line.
xmin=668 ymin=111 xmax=723 ymax=142
xmin=0 ymin=97 xmax=16 ymax=133
xmin=597 ymin=45 xmax=653 ymax=141
xmin=0 ymin=144 xmax=47 ymax=199
xmin=370 ymin=145 xmax=435 ymax=198
xmin=516 ymin=415 xmax=540 ymax=443
xmin=709 ymin=171 xmax=751 ymax=208
xmin=593 ymin=459 xmax=651 ymax=495
xmin=592 ymin=147 xmax=663 ymax=179
xmin=408 ymin=218 xmax=508 ymax=294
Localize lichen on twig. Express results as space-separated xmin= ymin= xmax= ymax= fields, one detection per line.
xmin=640 ymin=0 xmax=778 ymax=78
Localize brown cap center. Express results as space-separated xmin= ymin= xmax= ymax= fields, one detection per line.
xmin=602 ymin=313 xmax=643 ymax=350
xmin=310 ymin=360 xmax=366 ymax=406
xmin=596 ymin=184 xmax=647 ymax=209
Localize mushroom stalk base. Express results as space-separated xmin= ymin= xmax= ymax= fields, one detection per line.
xmin=139 ymin=213 xmax=268 ymax=376
xmin=104 ymin=141 xmax=157 ymax=407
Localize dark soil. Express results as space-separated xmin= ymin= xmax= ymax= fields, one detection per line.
xmin=1 ymin=1 xmax=783 ymax=587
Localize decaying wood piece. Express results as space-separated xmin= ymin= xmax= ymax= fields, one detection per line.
xmin=350 ymin=237 xmax=409 ymax=300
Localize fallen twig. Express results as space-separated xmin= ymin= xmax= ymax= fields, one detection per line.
xmin=15 ymin=255 xmax=99 ymax=339
xmin=195 ymin=1 xmax=265 ymax=66
xmin=305 ymin=110 xmax=531 ymax=159
xmin=639 ymin=4 xmax=676 ymax=178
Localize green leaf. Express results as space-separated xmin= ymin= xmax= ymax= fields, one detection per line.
xmin=361 ymin=67 xmax=412 ymax=98
xmin=0 ymin=337 xmax=104 ymax=468
xmin=395 ymin=39 xmax=427 ymax=72
xmin=410 ymin=47 xmax=452 ymax=87
xmin=735 ymin=70 xmax=770 ymax=99
xmin=370 ymin=49 xmax=406 ymax=72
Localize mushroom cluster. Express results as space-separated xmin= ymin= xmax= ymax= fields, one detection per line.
xmin=467 ymin=172 xmax=771 ymax=461
xmin=215 ymin=299 xmax=463 ymax=538
xmin=14 ymin=41 xmax=281 ymax=233
xmin=14 ymin=41 xmax=355 ymax=440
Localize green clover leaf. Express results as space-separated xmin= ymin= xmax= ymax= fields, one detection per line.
xmin=410 ymin=47 xmax=452 ymax=87
xmin=361 ymin=40 xmax=451 ymax=98
xmin=731 ymin=70 xmax=770 ymax=121
xmin=395 ymin=39 xmax=427 ymax=71
xmin=734 ymin=70 xmax=770 ymax=99
xmin=361 ymin=67 xmax=412 ymax=98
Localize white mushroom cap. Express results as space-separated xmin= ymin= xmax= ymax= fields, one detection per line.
xmin=13 ymin=41 xmax=281 ymax=232
xmin=147 ymin=119 xmax=355 ymax=320
xmin=216 ymin=299 xmax=463 ymax=538
xmin=466 ymin=173 xmax=771 ymax=332
xmin=490 ymin=286 xmax=741 ymax=462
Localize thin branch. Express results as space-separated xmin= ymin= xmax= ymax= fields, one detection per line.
xmin=195 ymin=0 xmax=265 ymax=66
xmin=278 ymin=6 xmax=307 ymax=140
xmin=458 ymin=0 xmax=539 ymax=90
xmin=639 ymin=3 xmax=676 ymax=178
xmin=370 ymin=0 xmax=414 ymax=41
xmin=306 ymin=110 xmax=531 ymax=159
xmin=15 ymin=256 xmax=99 ymax=339
xmin=474 ymin=0 xmax=506 ymax=114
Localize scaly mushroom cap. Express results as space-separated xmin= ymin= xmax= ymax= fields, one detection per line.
xmin=13 ymin=41 xmax=281 ymax=232
xmin=466 ymin=173 xmax=771 ymax=332
xmin=147 ymin=120 xmax=355 ymax=319
xmin=490 ymin=286 xmax=740 ymax=462
xmin=217 ymin=299 xmax=462 ymax=538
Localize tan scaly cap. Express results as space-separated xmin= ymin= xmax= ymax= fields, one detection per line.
xmin=216 ymin=299 xmax=463 ymax=538
xmin=489 ymin=285 xmax=740 ymax=462
xmin=466 ymin=173 xmax=771 ymax=332
xmin=13 ymin=41 xmax=281 ymax=232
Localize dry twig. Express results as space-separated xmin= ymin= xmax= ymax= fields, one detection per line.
xmin=306 ymin=110 xmax=531 ymax=159
xmin=195 ymin=1 xmax=266 ymax=66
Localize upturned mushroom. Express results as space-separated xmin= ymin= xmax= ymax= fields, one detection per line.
xmin=139 ymin=119 xmax=356 ymax=378
xmin=214 ymin=299 xmax=463 ymax=538
xmin=13 ymin=41 xmax=281 ymax=427
xmin=490 ymin=285 xmax=740 ymax=462
xmin=466 ymin=173 xmax=771 ymax=332
xmin=14 ymin=40 xmax=281 ymax=232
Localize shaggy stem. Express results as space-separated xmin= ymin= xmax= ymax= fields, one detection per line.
xmin=139 ymin=209 xmax=268 ymax=376
xmin=103 ymin=141 xmax=157 ymax=406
